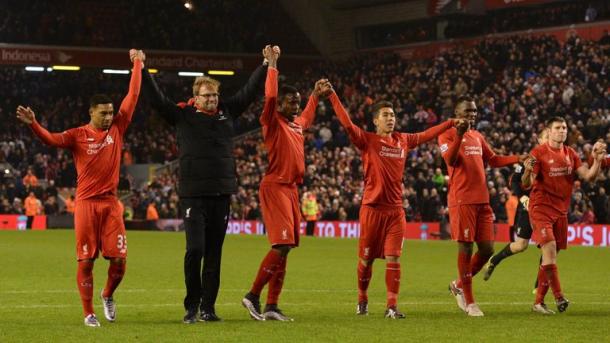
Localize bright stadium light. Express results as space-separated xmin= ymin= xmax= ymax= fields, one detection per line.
xmin=103 ymin=69 xmax=130 ymax=74
xmin=52 ymin=65 xmax=80 ymax=71
xmin=148 ymin=69 xmax=159 ymax=74
xmin=178 ymin=71 xmax=204 ymax=77
xmin=208 ymin=70 xmax=235 ymax=76
xmin=46 ymin=67 xmax=53 ymax=72
xmin=25 ymin=66 xmax=45 ymax=72
xmin=184 ymin=1 xmax=193 ymax=10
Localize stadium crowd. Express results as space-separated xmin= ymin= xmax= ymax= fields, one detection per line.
xmin=1 ymin=32 xmax=609 ymax=226
xmin=359 ymin=0 xmax=610 ymax=48
xmin=0 ymin=0 xmax=317 ymax=54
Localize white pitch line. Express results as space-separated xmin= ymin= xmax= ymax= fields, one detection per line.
xmin=3 ymin=301 xmax=610 ymax=310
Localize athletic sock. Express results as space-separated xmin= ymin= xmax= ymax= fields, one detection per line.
xmin=77 ymin=260 xmax=95 ymax=316
xmin=385 ymin=262 xmax=401 ymax=308
xmin=490 ymin=244 xmax=514 ymax=266
xmin=250 ymin=250 xmax=282 ymax=296
xmin=357 ymin=262 xmax=372 ymax=303
xmin=470 ymin=252 xmax=487 ymax=277
xmin=457 ymin=251 xmax=474 ymax=305
xmin=103 ymin=261 xmax=126 ymax=298
xmin=543 ymin=264 xmax=563 ymax=300
xmin=266 ymin=256 xmax=287 ymax=305
xmin=535 ymin=265 xmax=550 ymax=304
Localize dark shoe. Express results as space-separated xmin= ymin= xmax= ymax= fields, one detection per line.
xmin=482 ymin=258 xmax=496 ymax=281
xmin=356 ymin=301 xmax=368 ymax=315
xmin=183 ymin=308 xmax=198 ymax=324
xmin=199 ymin=309 xmax=222 ymax=322
xmin=263 ymin=304 xmax=294 ymax=321
xmin=242 ymin=292 xmax=265 ymax=321
xmin=384 ymin=306 xmax=406 ymax=319
xmin=556 ymin=297 xmax=569 ymax=313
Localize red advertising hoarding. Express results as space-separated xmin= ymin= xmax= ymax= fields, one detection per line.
xmin=0 ymin=44 xmax=320 ymax=73
xmin=0 ymin=215 xmax=47 ymax=230
xmin=224 ymin=220 xmax=610 ymax=247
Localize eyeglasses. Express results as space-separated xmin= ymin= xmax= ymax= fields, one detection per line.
xmin=197 ymin=93 xmax=219 ymax=98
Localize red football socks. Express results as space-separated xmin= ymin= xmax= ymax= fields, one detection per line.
xmin=457 ymin=251 xmax=474 ymax=305
xmin=535 ymin=265 xmax=550 ymax=304
xmin=102 ymin=261 xmax=126 ymax=298
xmin=543 ymin=264 xmax=563 ymax=299
xmin=357 ymin=262 xmax=372 ymax=303
xmin=470 ymin=252 xmax=487 ymax=277
xmin=250 ymin=250 xmax=283 ymax=296
xmin=385 ymin=262 xmax=401 ymax=308
xmin=266 ymin=257 xmax=287 ymax=305
xmin=77 ymin=260 xmax=95 ymax=316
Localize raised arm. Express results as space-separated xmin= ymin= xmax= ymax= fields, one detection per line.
xmin=259 ymin=45 xmax=280 ymax=126
xmin=225 ymin=46 xmax=270 ymax=115
xmin=328 ymin=90 xmax=367 ymax=149
xmin=17 ymin=106 xmax=74 ymax=149
xmin=142 ymin=64 xmax=180 ymax=125
xmin=296 ymin=78 xmax=330 ymax=129
xmin=115 ymin=49 xmax=144 ymax=133
xmin=403 ymin=119 xmax=456 ymax=149
xmin=260 ymin=67 xmax=279 ymax=126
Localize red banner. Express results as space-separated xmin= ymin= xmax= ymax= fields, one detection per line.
xmin=0 ymin=215 xmax=47 ymax=230
xmin=223 ymin=220 xmax=610 ymax=247
xmin=484 ymin=0 xmax=556 ymax=10
xmin=0 ymin=44 xmax=321 ymax=72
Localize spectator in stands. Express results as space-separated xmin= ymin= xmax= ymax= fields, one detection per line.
xmin=24 ymin=191 xmax=40 ymax=228
xmin=146 ymin=202 xmax=159 ymax=221
xmin=302 ymin=191 xmax=320 ymax=236
xmin=22 ymin=168 xmax=38 ymax=188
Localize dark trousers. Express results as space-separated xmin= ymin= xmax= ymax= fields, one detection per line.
xmin=181 ymin=195 xmax=230 ymax=313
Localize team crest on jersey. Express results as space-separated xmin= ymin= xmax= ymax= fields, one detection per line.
xmin=440 ymin=143 xmax=448 ymax=153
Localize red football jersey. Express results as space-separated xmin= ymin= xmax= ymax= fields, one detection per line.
xmin=529 ymin=143 xmax=582 ymax=214
xmin=438 ymin=128 xmax=497 ymax=207
xmin=260 ymin=67 xmax=318 ymax=185
xmin=329 ymin=92 xmax=453 ymax=207
xmin=30 ymin=59 xmax=142 ymax=200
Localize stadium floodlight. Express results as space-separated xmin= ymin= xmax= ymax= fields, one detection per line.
xmin=52 ymin=65 xmax=80 ymax=71
xmin=184 ymin=1 xmax=193 ymax=10
xmin=148 ymin=69 xmax=159 ymax=74
xmin=103 ymin=69 xmax=130 ymax=74
xmin=178 ymin=71 xmax=204 ymax=77
xmin=25 ymin=66 xmax=45 ymax=72
xmin=208 ymin=70 xmax=235 ymax=76
xmin=46 ymin=67 xmax=53 ymax=72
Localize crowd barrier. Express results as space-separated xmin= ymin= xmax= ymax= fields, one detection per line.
xmin=2 ymin=215 xmax=609 ymax=247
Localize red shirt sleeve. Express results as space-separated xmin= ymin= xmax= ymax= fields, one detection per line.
xmin=571 ymin=148 xmax=582 ymax=172
xmin=30 ymin=120 xmax=75 ymax=149
xmin=294 ymin=94 xmax=319 ymax=130
xmin=114 ymin=59 xmax=143 ymax=134
xmin=438 ymin=129 xmax=460 ymax=167
xmin=481 ymin=133 xmax=519 ymax=167
xmin=328 ymin=92 xmax=367 ymax=150
xmin=260 ymin=67 xmax=278 ymax=127
xmin=403 ymin=120 xmax=453 ymax=149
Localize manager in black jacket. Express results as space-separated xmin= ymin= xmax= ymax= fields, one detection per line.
xmin=142 ymin=47 xmax=271 ymax=323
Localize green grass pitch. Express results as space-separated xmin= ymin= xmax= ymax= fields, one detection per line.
xmin=1 ymin=230 xmax=609 ymax=342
